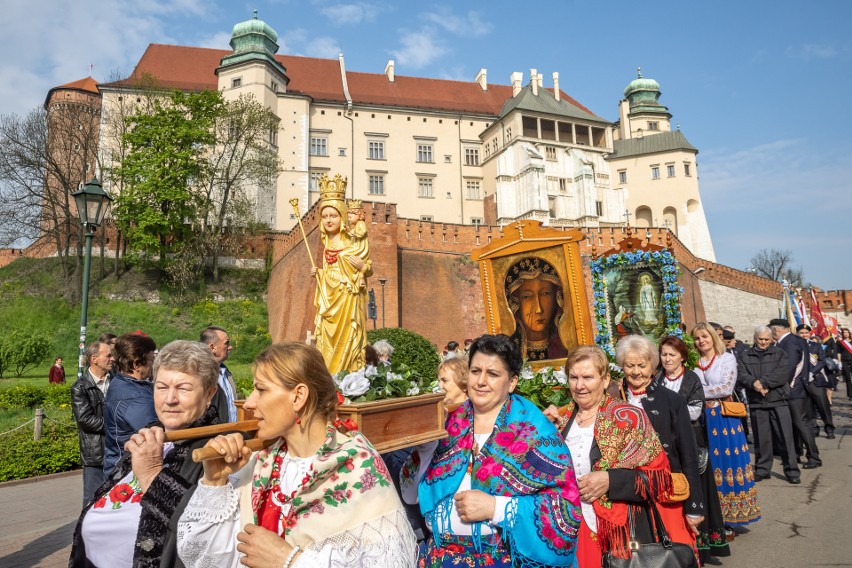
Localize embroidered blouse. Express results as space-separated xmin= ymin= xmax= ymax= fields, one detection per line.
xmin=694 ymin=351 xmax=738 ymax=400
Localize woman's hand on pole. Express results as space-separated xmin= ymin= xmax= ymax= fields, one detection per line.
xmin=199 ymin=433 xmax=252 ymax=486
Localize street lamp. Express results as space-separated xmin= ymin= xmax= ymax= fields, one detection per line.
xmin=71 ymin=177 xmax=112 ymax=380
xmin=378 ymin=277 xmax=388 ymax=328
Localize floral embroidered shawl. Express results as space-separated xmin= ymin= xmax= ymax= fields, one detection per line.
xmin=247 ymin=423 xmax=404 ymax=548
xmin=558 ymin=395 xmax=671 ymax=559
xmin=414 ymin=394 xmax=582 ymax=567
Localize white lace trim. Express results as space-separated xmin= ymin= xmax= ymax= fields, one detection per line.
xmin=298 ymin=508 xmax=418 ymax=567
xmin=180 ymin=481 xmax=240 ymax=523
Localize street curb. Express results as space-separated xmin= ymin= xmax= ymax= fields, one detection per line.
xmin=0 ymin=469 xmax=81 ymax=489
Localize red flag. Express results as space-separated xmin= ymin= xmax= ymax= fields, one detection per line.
xmin=809 ymin=289 xmax=829 ymax=339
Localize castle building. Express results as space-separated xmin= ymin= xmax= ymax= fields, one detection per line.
xmin=63 ymin=12 xmax=714 ymax=260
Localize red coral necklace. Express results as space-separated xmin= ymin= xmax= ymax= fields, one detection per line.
xmin=698 ymin=354 xmax=716 ymax=372
xmin=665 ymin=367 xmax=685 ymax=381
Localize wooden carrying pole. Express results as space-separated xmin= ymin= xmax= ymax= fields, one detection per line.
xmin=160 ymin=420 xmax=279 ymax=463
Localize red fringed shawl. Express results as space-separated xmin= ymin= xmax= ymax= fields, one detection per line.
xmin=558 ymin=396 xmax=672 ymax=559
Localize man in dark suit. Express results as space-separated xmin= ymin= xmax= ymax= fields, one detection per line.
xmin=769 ymin=318 xmax=821 ymax=469
xmin=797 ymin=324 xmax=835 ymax=439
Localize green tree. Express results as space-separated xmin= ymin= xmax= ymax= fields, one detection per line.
xmin=113 ymin=89 xmax=224 ymax=277
xmin=199 ymin=94 xmax=281 ymax=282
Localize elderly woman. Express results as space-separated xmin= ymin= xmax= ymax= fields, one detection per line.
xmin=437 ymin=356 xmax=469 ymax=409
xmin=373 ymin=339 xmax=394 ymax=365
xmin=547 ymin=345 xmax=675 ymax=568
xmin=70 ymin=340 xmax=220 ymax=567
xmin=616 ymin=336 xmax=703 ymax=553
xmin=655 ymin=336 xmax=730 ymax=561
xmin=692 ymin=322 xmax=760 ymax=530
xmin=176 ymin=342 xmax=417 ymax=567
xmin=103 ymin=333 xmax=159 ymax=474
xmin=402 ymin=334 xmax=581 ymax=567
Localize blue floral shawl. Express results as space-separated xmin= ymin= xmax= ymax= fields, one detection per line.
xmin=416 ymin=394 xmax=581 ymax=567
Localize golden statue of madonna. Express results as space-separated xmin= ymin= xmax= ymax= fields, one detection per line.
xmin=308 ymin=174 xmax=373 ymax=374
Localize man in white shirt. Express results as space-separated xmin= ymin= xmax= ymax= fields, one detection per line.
xmin=201 ymin=326 xmax=237 ymax=423
xmin=71 ymin=341 xmax=113 ymax=504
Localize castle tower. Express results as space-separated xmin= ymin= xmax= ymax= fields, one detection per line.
xmin=607 ymin=69 xmax=716 ymax=261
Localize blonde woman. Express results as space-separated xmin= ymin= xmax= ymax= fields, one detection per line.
xmin=177 ymin=343 xmax=416 ymax=567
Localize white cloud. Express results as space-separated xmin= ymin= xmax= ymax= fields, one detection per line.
xmin=390 ymin=28 xmax=448 ymax=68
xmin=421 ymin=8 xmax=492 ymax=38
xmin=0 ymin=0 xmax=206 ymax=116
xmin=786 ymin=43 xmax=846 ymax=61
xmin=304 ymin=37 xmax=342 ymax=59
xmin=198 ymin=31 xmax=232 ymax=50
xmin=320 ymin=3 xmax=379 ymax=25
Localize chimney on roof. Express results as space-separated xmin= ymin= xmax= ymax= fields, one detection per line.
xmin=475 ymin=68 xmax=487 ymax=91
xmin=537 ymin=74 xmax=543 ymax=89
xmin=530 ymin=69 xmax=538 ymax=96
xmin=553 ymin=72 xmax=560 ymax=101
xmin=511 ymin=72 xmax=523 ymax=97
xmin=384 ymin=60 xmax=395 ymax=83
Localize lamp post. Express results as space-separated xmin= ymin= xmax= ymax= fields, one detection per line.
xmin=378 ymin=277 xmax=388 ymax=328
xmin=71 ymin=177 xmax=112 ymax=380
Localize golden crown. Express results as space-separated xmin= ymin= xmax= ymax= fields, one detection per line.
xmin=347 ymin=199 xmax=363 ymax=210
xmin=319 ymin=173 xmax=347 ymax=202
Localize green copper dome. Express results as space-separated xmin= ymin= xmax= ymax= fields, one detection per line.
xmin=623 ymin=67 xmax=668 ymax=115
xmin=219 ymin=10 xmax=287 ymax=77
xmin=230 ymin=10 xmax=279 ymax=55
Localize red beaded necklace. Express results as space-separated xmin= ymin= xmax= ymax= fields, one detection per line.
xmin=258 ymin=451 xmax=314 ymax=537
xmin=628 ymin=386 xmax=647 ymax=396
xmin=697 ymin=354 xmax=716 ymax=372
xmin=665 ymin=367 xmax=685 ymax=381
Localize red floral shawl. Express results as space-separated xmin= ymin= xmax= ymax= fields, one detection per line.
xmin=558 ymin=396 xmax=671 ymax=558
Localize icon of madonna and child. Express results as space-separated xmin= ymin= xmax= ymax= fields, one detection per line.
xmin=503 ymin=257 xmax=572 ymax=362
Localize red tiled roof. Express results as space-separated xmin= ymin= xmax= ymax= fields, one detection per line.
xmin=45 ymin=76 xmax=101 ymax=107
xmin=101 ymin=43 xmax=598 ymax=118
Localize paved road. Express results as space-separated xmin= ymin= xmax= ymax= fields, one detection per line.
xmin=0 ymin=393 xmax=850 ymax=567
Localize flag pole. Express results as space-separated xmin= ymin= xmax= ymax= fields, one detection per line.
xmin=289 ymin=199 xmax=328 ymax=311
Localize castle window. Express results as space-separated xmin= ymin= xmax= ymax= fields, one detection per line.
xmin=338 ymin=148 xmax=347 ymax=157
xmin=465 ymin=147 xmax=480 ymax=166
xmin=231 ymin=77 xmax=242 ymax=88
xmin=368 ymin=141 xmax=385 ymax=160
xmin=618 ymin=170 xmax=627 ymax=184
xmin=420 ymin=215 xmax=433 ymax=222
xmin=271 ymin=81 xmax=278 ymax=92
xmin=648 ymin=121 xmax=659 ymax=131
xmin=368 ymin=175 xmax=385 ymax=195
xmin=416 ymin=144 xmax=433 ymax=163
xmin=471 ymin=217 xmax=483 ymax=226
xmin=310 ymin=137 xmax=328 ymax=156
xmin=268 ymin=126 xmax=278 ymax=147
xmin=684 ymin=162 xmax=692 ymax=176
xmin=545 ymin=146 xmax=557 ymax=161
xmin=596 ymin=201 xmax=604 ymax=216
xmin=651 ymin=165 xmax=660 ymax=180
xmin=559 ymin=178 xmax=568 ymax=192
xmin=418 ymin=178 xmax=434 ymax=198
xmin=666 ymin=164 xmax=675 ymax=178
xmin=466 ymin=180 xmax=481 ymax=200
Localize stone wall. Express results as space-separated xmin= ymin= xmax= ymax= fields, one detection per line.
xmin=698 ymin=279 xmax=781 ymax=338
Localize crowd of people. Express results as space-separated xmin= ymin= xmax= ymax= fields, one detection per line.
xmin=65 ymin=318 xmax=846 ymax=567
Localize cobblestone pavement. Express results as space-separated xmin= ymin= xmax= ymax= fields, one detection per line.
xmin=0 ymin=388 xmax=849 ymax=568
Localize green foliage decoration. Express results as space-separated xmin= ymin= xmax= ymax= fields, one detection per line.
xmin=0 ymin=384 xmax=71 ymax=409
xmin=0 ymin=424 xmax=81 ymax=482
xmin=514 ymin=365 xmax=573 ymax=410
xmin=366 ymin=328 xmax=441 ymax=383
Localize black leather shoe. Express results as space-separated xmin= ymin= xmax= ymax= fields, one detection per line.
xmin=802 ymin=460 xmax=822 ymax=469
xmin=826 ymin=432 xmax=836 ymax=440
xmin=754 ymin=474 xmax=770 ymax=482
xmin=786 ymin=476 xmax=801 ymax=484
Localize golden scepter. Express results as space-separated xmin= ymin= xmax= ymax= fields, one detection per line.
xmin=289 ymin=198 xmax=329 ymax=311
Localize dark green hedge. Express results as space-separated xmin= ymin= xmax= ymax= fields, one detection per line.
xmin=0 ymin=423 xmax=81 ymax=482
xmin=0 ymin=384 xmax=72 ymax=409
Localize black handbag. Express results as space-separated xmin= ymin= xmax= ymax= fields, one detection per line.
xmin=603 ymin=473 xmax=698 ymax=568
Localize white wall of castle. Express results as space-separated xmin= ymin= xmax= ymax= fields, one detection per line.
xmin=699 ymin=279 xmax=781 ymax=337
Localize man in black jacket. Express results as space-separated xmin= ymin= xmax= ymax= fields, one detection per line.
xmin=738 ymin=326 xmax=800 ymax=483
xmin=770 ymin=318 xmax=821 ymax=469
xmin=70 ymin=341 xmax=113 ymax=504
xmin=797 ymin=324 xmax=835 ymax=439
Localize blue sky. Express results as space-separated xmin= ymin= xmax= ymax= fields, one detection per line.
xmin=1 ymin=0 xmax=850 ymax=288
